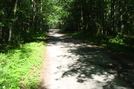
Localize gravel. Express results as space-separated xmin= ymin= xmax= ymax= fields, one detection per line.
xmin=42 ymin=29 xmax=133 ymax=89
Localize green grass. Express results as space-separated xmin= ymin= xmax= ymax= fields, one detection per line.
xmin=66 ymin=32 xmax=134 ymax=56
xmin=0 ymin=41 xmax=46 ymax=89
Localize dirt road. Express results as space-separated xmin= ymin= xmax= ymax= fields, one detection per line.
xmin=40 ymin=29 xmax=134 ymax=89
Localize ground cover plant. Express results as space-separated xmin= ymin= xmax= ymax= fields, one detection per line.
xmin=65 ymin=31 xmax=134 ymax=57
xmin=0 ymin=41 xmax=46 ymax=89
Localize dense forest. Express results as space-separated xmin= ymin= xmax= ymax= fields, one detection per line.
xmin=1 ymin=0 xmax=134 ymax=54
xmin=0 ymin=0 xmax=59 ymax=51
xmin=59 ymin=0 xmax=134 ymax=55
xmin=0 ymin=0 xmax=54 ymax=88
xmin=0 ymin=0 xmax=134 ymax=88
xmin=1 ymin=0 xmax=134 ymax=53
xmin=61 ymin=0 xmax=134 ymax=35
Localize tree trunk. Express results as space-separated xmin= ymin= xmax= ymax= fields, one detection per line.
xmin=119 ymin=0 xmax=124 ymax=33
xmin=111 ymin=0 xmax=115 ymax=35
xmin=8 ymin=0 xmax=18 ymax=44
xmin=40 ymin=0 xmax=43 ymax=31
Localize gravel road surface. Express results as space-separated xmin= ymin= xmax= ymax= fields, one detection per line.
xmin=41 ymin=29 xmax=134 ymax=89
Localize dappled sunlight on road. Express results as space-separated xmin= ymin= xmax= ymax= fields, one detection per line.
xmin=43 ymin=29 xmax=133 ymax=89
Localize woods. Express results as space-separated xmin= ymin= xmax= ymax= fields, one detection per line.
xmin=0 ymin=0 xmax=49 ymax=50
xmin=0 ymin=0 xmax=134 ymax=88
xmin=0 ymin=0 xmax=49 ymax=88
xmin=0 ymin=0 xmax=134 ymax=52
xmin=61 ymin=0 xmax=134 ymax=35
xmin=60 ymin=0 xmax=134 ymax=55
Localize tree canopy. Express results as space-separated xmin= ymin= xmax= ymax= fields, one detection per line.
xmin=0 ymin=0 xmax=134 ymax=53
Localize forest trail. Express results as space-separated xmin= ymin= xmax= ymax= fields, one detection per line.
xmin=40 ymin=29 xmax=134 ymax=89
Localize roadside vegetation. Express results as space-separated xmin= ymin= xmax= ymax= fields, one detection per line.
xmin=59 ymin=0 xmax=134 ymax=58
xmin=65 ymin=31 xmax=134 ymax=56
xmin=0 ymin=40 xmax=46 ymax=89
xmin=0 ymin=0 xmax=58 ymax=88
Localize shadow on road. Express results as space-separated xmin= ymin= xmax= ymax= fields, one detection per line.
xmin=47 ymin=29 xmax=134 ymax=89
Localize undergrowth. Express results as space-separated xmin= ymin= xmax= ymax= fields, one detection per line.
xmin=65 ymin=32 xmax=134 ymax=56
xmin=0 ymin=41 xmax=46 ymax=89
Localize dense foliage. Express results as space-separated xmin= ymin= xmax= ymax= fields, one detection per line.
xmin=61 ymin=0 xmax=134 ymax=36
xmin=0 ymin=0 xmax=48 ymax=88
xmin=0 ymin=41 xmax=46 ymax=88
xmin=59 ymin=0 xmax=134 ymax=55
xmin=0 ymin=0 xmax=50 ymax=50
